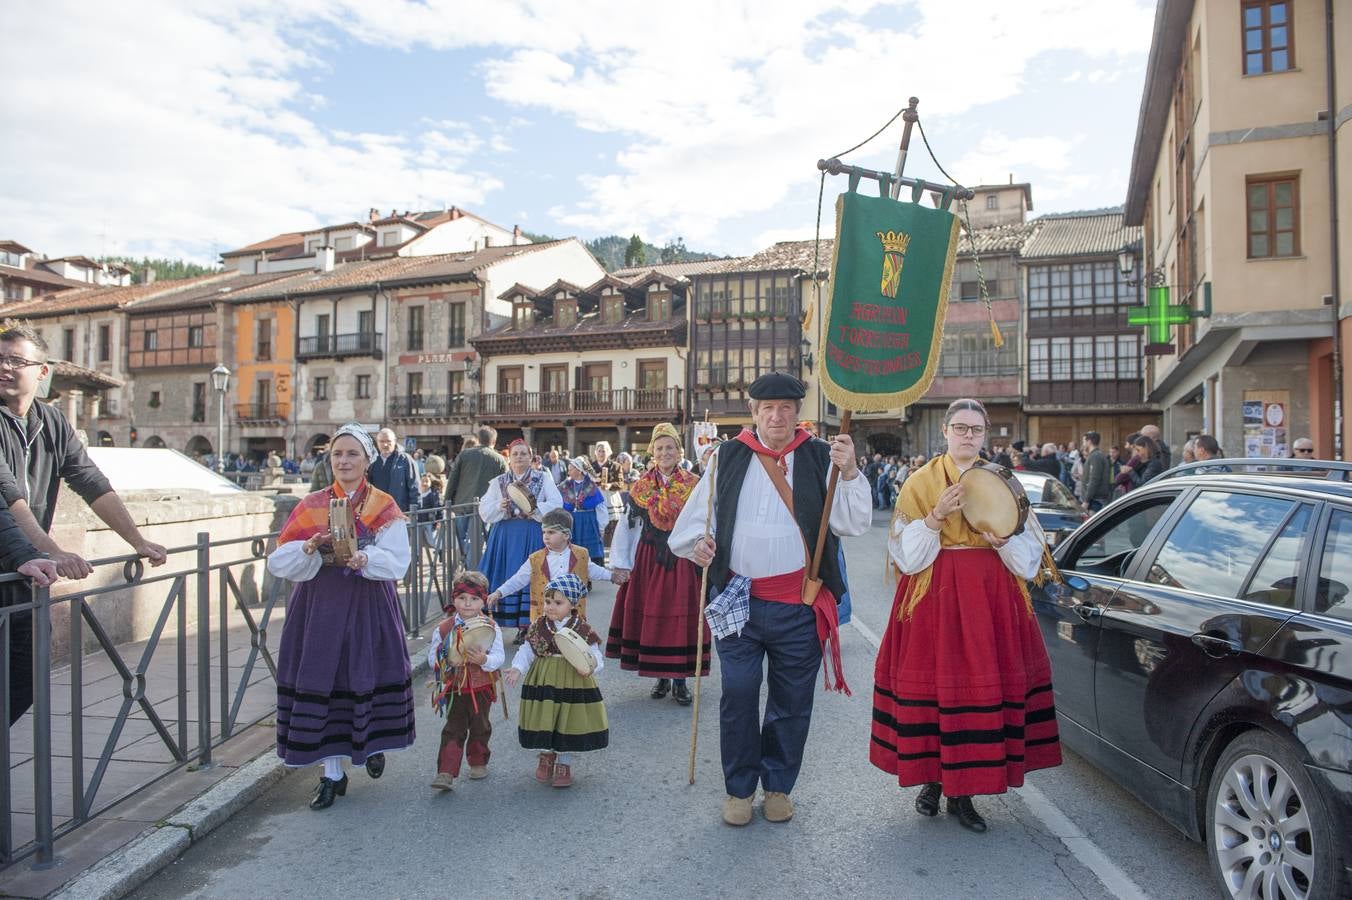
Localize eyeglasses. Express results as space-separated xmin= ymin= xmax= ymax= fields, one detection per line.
xmin=0 ymin=355 xmax=43 ymax=370
xmin=946 ymin=424 xmax=987 ymax=437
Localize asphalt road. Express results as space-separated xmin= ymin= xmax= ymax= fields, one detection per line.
xmin=131 ymin=512 xmax=1214 ymax=899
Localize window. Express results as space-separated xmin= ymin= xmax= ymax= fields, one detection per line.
xmin=1050 ymin=337 xmax=1071 ymax=380
xmin=1242 ymin=505 xmax=1312 ymax=608
xmin=314 ymin=376 xmax=329 ymax=401
xmin=334 ymin=236 xmax=353 ymax=251
xmin=355 ymin=374 xmax=371 ymax=399
xmin=1094 ymin=336 xmax=1116 ymax=379
xmin=555 ymin=299 xmax=577 ymax=328
xmin=1145 ymin=491 xmax=1297 ymax=598
xmin=1029 ymin=267 xmax=1050 ymax=314
xmin=148 ymin=390 xmax=161 ymax=409
xmin=1049 ymin=265 xmax=1071 ymax=315
xmin=98 ymin=324 xmax=111 ymax=362
xmin=647 ymin=291 xmax=669 ymax=321
xmin=1066 ymin=494 xmax=1177 ymax=572
xmin=256 ymin=319 xmax=271 ymax=360
xmin=408 ymin=305 xmax=425 ymax=351
xmin=315 ymin=313 xmax=330 ymax=342
xmin=939 ymin=327 xmax=1018 ymax=376
xmin=191 ymin=382 xmax=206 ymax=423
xmin=512 ymin=302 xmax=534 ymax=329
xmin=602 ymin=295 xmax=624 ymax=324
xmin=448 ymin=371 xmax=465 ymax=412
xmin=1073 ymin=336 xmax=1093 ymax=379
xmin=188 ymin=325 xmax=204 ymax=348
xmin=305 ymin=238 xmax=321 ymax=253
xmin=358 ymin=309 xmax=374 ymax=334
xmin=63 ymin=328 xmax=74 ymax=361
xmin=407 ymin=371 xmax=423 ymax=402
xmin=985 ymin=194 xmax=999 ymax=210
xmin=1029 ymin=338 xmax=1049 ymax=381
xmin=381 ymin=231 xmax=398 ymax=246
xmin=960 ymin=280 xmax=980 ymax=301
xmin=1242 ymin=1 xmax=1292 ymax=75
xmin=1316 ymin=509 xmax=1352 ymax=620
xmin=448 ymin=302 xmax=466 ymax=346
xmin=1117 ymin=335 xmax=1140 ymax=379
xmin=1246 ymin=174 xmax=1300 ymax=258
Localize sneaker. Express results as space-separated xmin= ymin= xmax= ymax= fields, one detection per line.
xmin=722 ymin=794 xmax=753 ymax=826
xmin=552 ymin=763 xmax=573 ymax=788
xmin=467 ymin=765 xmax=489 ymax=780
xmin=762 ymin=791 xmax=794 ymax=822
xmin=535 ymin=752 xmax=556 ymax=783
xmin=429 ymin=772 xmax=454 ymax=791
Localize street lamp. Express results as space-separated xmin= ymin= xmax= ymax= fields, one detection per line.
xmin=1117 ymin=248 xmax=1164 ymax=288
xmin=210 ymin=364 xmax=230 ymax=474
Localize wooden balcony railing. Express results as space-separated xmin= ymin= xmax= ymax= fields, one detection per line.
xmin=297 ymin=331 xmax=384 ymax=360
xmin=387 ymin=395 xmax=471 ymax=419
xmin=477 ymin=387 xmax=682 ymax=421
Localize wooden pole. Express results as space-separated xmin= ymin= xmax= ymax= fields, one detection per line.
xmin=808 ymin=410 xmax=852 ymax=582
xmin=688 ymin=448 xmax=718 ymax=784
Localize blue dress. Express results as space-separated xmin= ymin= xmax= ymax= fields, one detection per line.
xmin=561 ymin=476 xmax=605 ymax=561
xmin=482 ymin=471 xmax=549 ymax=629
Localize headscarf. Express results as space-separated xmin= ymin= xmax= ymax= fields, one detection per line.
xmin=648 ymin=423 xmax=683 ymax=458
xmin=567 ymin=456 xmax=589 ymax=475
xmin=332 ymin=422 xmax=377 ymax=463
xmin=541 ymin=508 xmax=573 ymax=536
xmin=545 ymin=572 xmax=586 ymax=606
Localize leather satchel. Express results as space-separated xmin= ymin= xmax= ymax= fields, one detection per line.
xmin=752 ymin=453 xmax=823 ymax=607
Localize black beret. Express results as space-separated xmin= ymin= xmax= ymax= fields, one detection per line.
xmin=1011 ymin=441 xmax=1026 ymax=452
xmin=748 ymin=372 xmax=806 ymax=400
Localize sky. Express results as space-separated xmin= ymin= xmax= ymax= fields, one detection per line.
xmin=1 ymin=0 xmax=1157 ymax=266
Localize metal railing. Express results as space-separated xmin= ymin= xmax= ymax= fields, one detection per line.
xmin=296 ymin=332 xmax=383 ymax=359
xmin=2 ymin=501 xmax=483 ymax=870
xmin=387 ymin=395 xmax=470 ymax=419
xmin=477 ymin=386 xmax=683 ymax=420
xmin=235 ymin=402 xmax=285 ymax=422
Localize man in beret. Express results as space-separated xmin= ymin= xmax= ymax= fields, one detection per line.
xmin=671 ymin=372 xmax=871 ymax=826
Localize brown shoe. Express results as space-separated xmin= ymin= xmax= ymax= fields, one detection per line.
xmin=535 ymin=752 xmax=556 ymax=783
xmin=722 ymin=794 xmax=753 ymax=826
xmin=762 ymin=791 xmax=794 ymax=822
xmin=552 ymin=764 xmax=573 ymax=788
xmin=467 ymin=765 xmax=489 ymax=780
xmin=429 ymin=772 xmax=454 ymax=792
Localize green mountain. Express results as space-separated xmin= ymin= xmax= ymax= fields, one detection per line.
xmin=519 ymin=232 xmax=721 ymax=272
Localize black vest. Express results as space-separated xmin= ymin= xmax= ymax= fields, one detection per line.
xmin=708 ymin=438 xmax=845 ymax=602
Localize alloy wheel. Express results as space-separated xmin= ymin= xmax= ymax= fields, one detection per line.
xmin=1211 ymin=753 xmax=1315 ymax=900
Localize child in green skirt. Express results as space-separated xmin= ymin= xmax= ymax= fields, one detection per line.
xmin=504 ymin=572 xmax=608 ymax=788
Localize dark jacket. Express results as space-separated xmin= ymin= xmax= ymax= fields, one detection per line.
xmin=1127 ymin=455 xmax=1164 ymax=491
xmin=0 ymin=401 xmax=113 ymax=532
xmin=1025 ymin=454 xmax=1061 ymax=479
xmin=309 ymin=453 xmax=332 ymax=491
xmin=444 ymin=446 xmax=508 ymax=507
xmin=1080 ymin=448 xmax=1112 ymax=504
xmin=0 ymin=484 xmax=42 ymax=575
xmin=368 ymin=450 xmax=420 ymax=512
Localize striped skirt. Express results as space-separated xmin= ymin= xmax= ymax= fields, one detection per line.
xmin=275 ymin=567 xmax=415 ymax=767
xmin=517 ymin=656 xmax=609 ymax=753
xmin=869 ymin=548 xmax=1061 ymax=797
xmin=605 ymin=539 xmax=710 ymax=679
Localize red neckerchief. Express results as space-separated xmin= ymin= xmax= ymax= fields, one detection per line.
xmin=735 ymin=427 xmax=812 ymax=474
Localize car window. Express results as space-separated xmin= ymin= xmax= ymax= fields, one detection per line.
xmin=1144 ymin=491 xmax=1295 ymax=599
xmin=1315 ymin=509 xmax=1352 ymax=620
xmin=1240 ymin=505 xmax=1312 ymax=609
xmin=1038 ymin=478 xmax=1078 ymax=509
xmin=1066 ymin=493 xmax=1176 ymax=569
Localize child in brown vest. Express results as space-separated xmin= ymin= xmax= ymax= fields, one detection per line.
xmin=428 ymin=572 xmax=504 ymax=792
xmin=488 ymin=509 xmax=623 ymax=622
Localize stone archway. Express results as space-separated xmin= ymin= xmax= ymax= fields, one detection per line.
xmin=306 ymin=433 xmax=330 ymax=453
xmin=97 ymin=430 xmax=114 ymax=446
xmin=185 ymin=435 xmax=213 ymax=460
xmin=144 ymin=435 xmax=167 ymax=449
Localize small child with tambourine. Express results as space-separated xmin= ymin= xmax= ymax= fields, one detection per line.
xmin=427 ymin=572 xmax=504 ymax=793
xmin=505 ymin=572 xmax=608 ymax=788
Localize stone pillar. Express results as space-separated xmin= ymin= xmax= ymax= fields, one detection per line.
xmin=522 ymin=425 xmax=535 ymax=450
xmin=565 ymin=424 xmax=577 ymax=454
xmin=64 ymin=390 xmax=82 ymax=430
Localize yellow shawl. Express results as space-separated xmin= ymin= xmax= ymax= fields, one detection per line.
xmin=889 ymin=454 xmax=1044 ymax=620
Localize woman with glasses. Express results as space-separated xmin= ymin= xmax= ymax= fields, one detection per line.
xmin=870 ymin=398 xmax=1061 ymax=834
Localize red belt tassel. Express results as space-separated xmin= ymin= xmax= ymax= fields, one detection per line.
xmin=749 ymin=569 xmax=851 ymax=696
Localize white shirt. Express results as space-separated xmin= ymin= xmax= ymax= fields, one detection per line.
xmin=426 ymin=615 xmax=506 ymax=672
xmin=478 ymin=472 xmax=563 ymax=525
xmin=494 ymin=548 xmax=614 ymax=598
xmin=509 ymin=618 xmax=605 ymax=674
xmin=668 ymin=441 xmax=872 ymax=578
xmin=266 ymin=520 xmax=411 ymax=583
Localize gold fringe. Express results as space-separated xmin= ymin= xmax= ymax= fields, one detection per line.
xmin=988 ymin=316 xmax=1004 ymax=349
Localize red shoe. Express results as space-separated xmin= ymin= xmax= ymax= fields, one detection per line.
xmin=552 ymin=763 xmax=572 ymax=788
xmin=535 ymin=752 xmax=556 ymax=783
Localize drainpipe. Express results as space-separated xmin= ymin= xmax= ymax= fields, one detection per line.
xmin=1327 ymin=0 xmax=1344 ymax=459
xmin=377 ymin=281 xmax=389 ymax=426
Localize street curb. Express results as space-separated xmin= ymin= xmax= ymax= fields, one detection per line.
xmin=45 ymin=653 xmax=433 ymax=900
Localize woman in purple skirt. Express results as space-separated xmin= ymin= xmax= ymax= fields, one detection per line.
xmin=267 ymin=423 xmax=415 ymax=810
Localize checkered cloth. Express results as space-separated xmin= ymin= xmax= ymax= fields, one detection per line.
xmin=704 ymin=574 xmax=751 ymax=639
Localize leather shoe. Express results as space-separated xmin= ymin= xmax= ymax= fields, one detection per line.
xmin=762 ymin=791 xmax=794 ymax=823
xmin=671 ymin=681 xmax=692 ymax=705
xmin=650 ymin=678 xmax=671 ymax=699
xmin=722 ymin=795 xmax=753 ymax=826
xmin=914 ymin=782 xmax=941 ymax=817
xmin=310 ymin=774 xmax=348 ymax=810
xmin=364 ymin=753 xmax=385 ymax=779
xmin=946 ymin=796 xmax=988 ymax=833
xmin=552 ymin=763 xmax=573 ymax=788
xmin=535 ymin=752 xmax=556 ymax=783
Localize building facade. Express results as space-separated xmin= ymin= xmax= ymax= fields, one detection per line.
xmin=1125 ymin=0 xmax=1350 ymax=458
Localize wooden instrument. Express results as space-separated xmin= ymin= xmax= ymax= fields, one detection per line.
xmin=328 ymin=497 xmax=358 ymax=564
xmin=505 ymin=480 xmax=538 ymax=517
xmin=958 ymin=461 xmax=1030 ymax=539
xmin=447 ymin=615 xmax=497 ymax=666
xmin=553 ymin=626 xmax=595 ymax=675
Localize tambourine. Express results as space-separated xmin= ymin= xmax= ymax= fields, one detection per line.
xmin=959 ymin=461 xmax=1030 ymax=539
xmin=448 ymin=615 xmax=497 ymax=666
xmin=327 ymin=497 xmax=358 ymax=564
xmin=505 ymin=481 xmax=538 ymax=517
xmin=553 ymin=626 xmax=595 ymax=675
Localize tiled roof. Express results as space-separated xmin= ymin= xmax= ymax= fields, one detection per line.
xmin=219 ymin=231 xmax=305 ymax=258
xmin=959 ymin=221 xmax=1039 ymax=256
xmin=126 ymin=271 xmax=297 ymax=313
xmin=2 ymin=273 xmax=227 ymax=318
xmin=220 ymin=208 xmax=504 ymax=260
xmin=709 ymin=241 xmax=831 ymax=275
xmin=1021 ymin=210 xmax=1142 ymax=259
xmin=613 ymin=258 xmax=742 ymax=280
xmin=474 ymin=313 xmax=682 ymax=344
xmin=42 ymin=255 xmax=100 ymax=268
xmin=52 ymin=359 xmax=122 ymax=390
xmin=0 ymin=240 xmax=34 ymax=254
xmin=0 ymin=263 xmax=87 ymax=290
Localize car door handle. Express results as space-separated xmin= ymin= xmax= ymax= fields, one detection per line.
xmin=1190 ymin=633 xmax=1241 ymax=658
xmin=1071 ymin=602 xmax=1101 ymax=621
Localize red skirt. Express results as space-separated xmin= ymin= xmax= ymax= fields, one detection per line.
xmin=869 ymin=547 xmax=1061 ymax=796
xmin=605 ymin=539 xmax=711 ymax=678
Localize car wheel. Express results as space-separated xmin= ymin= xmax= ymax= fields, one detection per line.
xmin=1205 ymin=731 xmax=1342 ymax=900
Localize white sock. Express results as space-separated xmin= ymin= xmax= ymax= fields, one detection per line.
xmin=556 ymin=752 xmax=572 ymax=767
xmin=323 ymin=757 xmax=344 ymax=780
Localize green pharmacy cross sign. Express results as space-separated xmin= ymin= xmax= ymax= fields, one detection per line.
xmin=1127 ymin=282 xmax=1211 ymax=355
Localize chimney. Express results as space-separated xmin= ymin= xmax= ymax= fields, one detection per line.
xmin=1008 ymin=173 xmax=1014 ymax=184
xmin=140 ymin=266 xmax=156 ymax=284
xmin=369 ymin=207 xmax=379 ymax=222
xmin=317 ymin=245 xmax=335 ymax=273
xmin=449 ymin=206 xmax=460 ymax=220
xmin=513 ymin=224 xmax=522 ymax=243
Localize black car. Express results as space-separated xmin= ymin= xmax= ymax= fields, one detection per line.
xmin=1013 ymin=470 xmax=1088 ymax=546
xmin=1031 ymin=460 xmax=1352 ymax=899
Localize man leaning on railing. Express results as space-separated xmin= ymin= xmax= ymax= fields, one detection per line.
xmin=0 ymin=323 xmax=166 ymax=724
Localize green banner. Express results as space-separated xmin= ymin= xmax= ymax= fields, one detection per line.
xmin=819 ymin=191 xmax=959 ymax=412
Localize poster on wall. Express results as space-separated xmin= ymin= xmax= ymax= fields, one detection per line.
xmin=1242 ymin=390 xmax=1290 ymax=459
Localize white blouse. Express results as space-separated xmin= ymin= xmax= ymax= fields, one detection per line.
xmin=478 ymin=473 xmax=563 ymax=526
xmin=266 ymin=520 xmax=411 ymax=583
xmin=494 ymin=549 xmax=613 ymax=598
xmin=668 ymin=443 xmax=872 ymax=579
xmin=509 ymin=619 xmax=605 ymax=674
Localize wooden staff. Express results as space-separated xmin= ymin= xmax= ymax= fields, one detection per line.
xmin=496 ymin=670 xmax=510 ymax=721
xmin=808 ymin=411 xmax=852 ymax=586
xmin=688 ymin=447 xmax=718 ymax=784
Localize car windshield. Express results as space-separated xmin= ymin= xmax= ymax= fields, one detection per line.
xmin=1016 ymin=473 xmax=1079 ymax=509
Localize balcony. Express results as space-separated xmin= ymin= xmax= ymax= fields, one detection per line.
xmin=387 ymin=395 xmax=470 ymax=421
xmin=236 ymin=402 xmax=286 ymax=424
xmin=477 ymin=387 xmax=683 ymax=422
xmin=297 ymin=331 xmax=383 ymax=360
